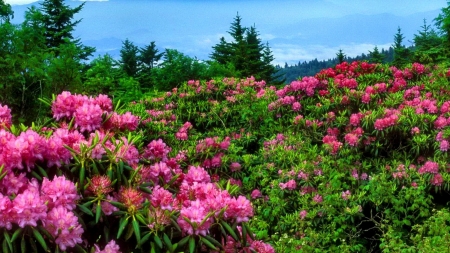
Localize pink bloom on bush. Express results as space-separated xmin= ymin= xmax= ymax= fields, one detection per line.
xmin=431 ymin=173 xmax=444 ymax=186
xmin=299 ymin=210 xmax=308 ymax=220
xmin=184 ymin=166 xmax=211 ymax=185
xmin=312 ymin=194 xmax=323 ymax=203
xmin=418 ymin=161 xmax=439 ymax=174
xmin=44 ymin=206 xmax=84 ymax=251
xmin=142 ymin=139 xmax=171 ymax=162
xmin=440 ymin=140 xmax=449 ymax=152
xmin=341 ymin=190 xmax=351 ymax=200
xmin=250 ymin=240 xmax=275 ymax=253
xmin=75 ymin=103 xmax=103 ymax=132
xmin=94 ymin=240 xmax=121 ymax=253
xmin=100 ymin=195 xmax=119 ymax=215
xmin=251 ymin=189 xmax=262 ymax=199
xmin=13 ymin=185 xmax=47 ymax=228
xmin=225 ymin=195 xmax=254 ymax=223
xmin=41 ymin=175 xmax=79 ymax=210
xmin=93 ymin=94 xmax=113 ymax=113
xmin=0 ymin=104 xmax=12 ymax=129
xmin=177 ymin=200 xmax=212 ymax=236
xmin=230 ymin=162 xmax=241 ymax=172
xmin=149 ymin=186 xmax=173 ymax=211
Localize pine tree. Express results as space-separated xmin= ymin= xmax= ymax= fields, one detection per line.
xmin=336 ymin=49 xmax=346 ymax=63
xmin=38 ymin=0 xmax=94 ymax=58
xmin=120 ymin=39 xmax=140 ymax=78
xmin=210 ymin=14 xmax=281 ymax=84
xmin=261 ymin=42 xmax=284 ymax=84
xmin=392 ymin=27 xmax=410 ymax=67
xmin=210 ymin=37 xmax=232 ymax=65
xmin=369 ymin=46 xmax=384 ymax=64
xmin=139 ymin=41 xmax=164 ymax=69
xmin=413 ymin=19 xmax=444 ymax=63
xmin=244 ymin=25 xmax=264 ymax=78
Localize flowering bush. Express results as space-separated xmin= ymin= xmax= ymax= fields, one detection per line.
xmin=3 ymin=61 xmax=450 ymax=252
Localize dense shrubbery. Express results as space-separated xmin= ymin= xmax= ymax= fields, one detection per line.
xmin=2 ymin=61 xmax=450 ymax=252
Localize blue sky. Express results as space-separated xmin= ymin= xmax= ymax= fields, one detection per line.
xmin=6 ymin=0 xmax=448 ymax=65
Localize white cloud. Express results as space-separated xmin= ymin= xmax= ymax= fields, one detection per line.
xmin=4 ymin=0 xmax=39 ymax=5
xmin=272 ymin=42 xmax=392 ymax=66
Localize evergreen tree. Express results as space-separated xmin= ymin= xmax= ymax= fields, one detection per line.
xmin=244 ymin=25 xmax=264 ymax=78
xmin=210 ymin=37 xmax=232 ymax=65
xmin=261 ymin=42 xmax=284 ymax=84
xmin=369 ymin=46 xmax=385 ymax=64
xmin=336 ymin=49 xmax=346 ymax=64
xmin=38 ymin=0 xmax=94 ymax=58
xmin=139 ymin=41 xmax=164 ymax=69
xmin=413 ymin=19 xmax=444 ymax=63
xmin=210 ymin=14 xmax=281 ymax=83
xmin=120 ymin=39 xmax=140 ymax=78
xmin=392 ymin=27 xmax=410 ymax=67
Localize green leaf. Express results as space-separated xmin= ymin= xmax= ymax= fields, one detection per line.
xmin=403 ymin=219 xmax=411 ymax=226
xmin=163 ymin=233 xmax=173 ymax=252
xmin=11 ymin=228 xmax=22 ymax=243
xmin=79 ymin=166 xmax=86 ymax=189
xmin=117 ymin=216 xmax=129 ymax=239
xmin=32 ymin=228 xmax=48 ymax=251
xmin=204 ymin=235 xmax=222 ymax=249
xmin=153 ymin=234 xmax=163 ymax=249
xmin=96 ymin=200 xmax=102 ymax=223
xmin=189 ymin=236 xmax=195 ymax=253
xmin=177 ymin=236 xmax=190 ymax=247
xmin=77 ymin=204 xmax=94 ymax=216
xmin=132 ymin=217 xmax=141 ymax=243
xmin=138 ymin=232 xmax=151 ymax=247
xmin=200 ymin=236 xmax=217 ymax=251
xmin=220 ymin=220 xmax=239 ymax=241
xmin=2 ymin=238 xmax=10 ymax=253
xmin=20 ymin=237 xmax=26 ymax=253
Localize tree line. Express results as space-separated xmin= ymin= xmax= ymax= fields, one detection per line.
xmin=0 ymin=1 xmax=280 ymax=123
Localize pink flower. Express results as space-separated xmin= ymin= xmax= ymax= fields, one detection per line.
xmin=142 ymin=139 xmax=171 ymax=162
xmin=230 ymin=162 xmax=242 ymax=172
xmin=250 ymin=240 xmax=275 ymax=253
xmin=418 ymin=161 xmax=439 ymax=174
xmin=13 ymin=184 xmax=47 ymax=228
xmin=0 ymin=104 xmax=12 ymax=129
xmin=75 ymin=103 xmax=103 ymax=132
xmin=41 ymin=175 xmax=79 ymax=210
xmin=431 ymin=173 xmax=444 ymax=186
xmin=177 ymin=200 xmax=212 ymax=236
xmin=184 ymin=166 xmax=211 ymax=185
xmin=251 ymin=189 xmax=262 ymax=199
xmin=341 ymin=190 xmax=351 ymax=200
xmin=299 ymin=210 xmax=308 ymax=220
xmin=44 ymin=206 xmax=83 ymax=251
xmin=312 ymin=194 xmax=323 ymax=203
xmin=225 ymin=196 xmax=254 ymax=223
xmin=94 ymin=240 xmax=121 ymax=253
xmin=149 ymin=186 xmax=173 ymax=211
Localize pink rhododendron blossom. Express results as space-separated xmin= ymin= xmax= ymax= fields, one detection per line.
xmin=94 ymin=240 xmax=121 ymax=253
xmin=142 ymin=139 xmax=171 ymax=161
xmin=0 ymin=104 xmax=12 ymax=129
xmin=184 ymin=166 xmax=211 ymax=185
xmin=177 ymin=200 xmax=212 ymax=236
xmin=44 ymin=206 xmax=83 ymax=251
xmin=251 ymin=189 xmax=262 ymax=199
xmin=299 ymin=210 xmax=308 ymax=220
xmin=225 ymin=195 xmax=253 ymax=223
xmin=75 ymin=103 xmax=103 ymax=132
xmin=341 ymin=190 xmax=351 ymax=200
xmin=431 ymin=173 xmax=444 ymax=186
xmin=149 ymin=186 xmax=173 ymax=211
xmin=13 ymin=185 xmax=47 ymax=228
xmin=41 ymin=175 xmax=79 ymax=210
xmin=418 ymin=161 xmax=439 ymax=174
xmin=312 ymin=194 xmax=323 ymax=203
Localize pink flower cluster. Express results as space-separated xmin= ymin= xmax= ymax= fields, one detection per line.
xmin=436 ymin=131 xmax=450 ymax=151
xmin=374 ymin=109 xmax=401 ymax=130
xmin=341 ymin=190 xmax=351 ymax=200
xmin=142 ymin=139 xmax=172 ymax=162
xmin=94 ymin=240 xmax=121 ymax=253
xmin=418 ymin=161 xmax=439 ymax=174
xmin=105 ymin=112 xmax=139 ymax=131
xmin=279 ymin=179 xmax=297 ymax=190
xmin=175 ymin=122 xmax=193 ymax=140
xmin=0 ymin=176 xmax=83 ymax=251
xmin=173 ymin=166 xmax=253 ymax=236
xmin=392 ymin=164 xmax=408 ymax=179
xmin=323 ymin=128 xmax=343 ymax=155
xmin=0 ymin=104 xmax=12 ymax=129
xmin=344 ymin=127 xmax=364 ymax=147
